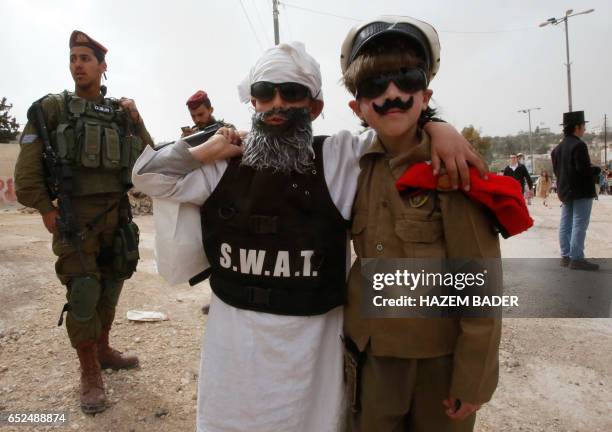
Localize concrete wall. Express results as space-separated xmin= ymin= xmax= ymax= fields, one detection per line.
xmin=0 ymin=143 xmax=20 ymax=208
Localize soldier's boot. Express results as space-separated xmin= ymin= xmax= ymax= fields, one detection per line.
xmin=97 ymin=325 xmax=139 ymax=370
xmin=76 ymin=339 xmax=106 ymax=414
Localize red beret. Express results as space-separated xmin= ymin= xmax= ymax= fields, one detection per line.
xmin=186 ymin=90 xmax=210 ymax=110
xmin=69 ymin=30 xmax=108 ymax=57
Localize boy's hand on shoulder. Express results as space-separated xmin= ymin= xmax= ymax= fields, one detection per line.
xmin=442 ymin=396 xmax=481 ymax=421
xmin=188 ymin=132 xmax=244 ymax=164
xmin=427 ymin=122 xmax=489 ymax=191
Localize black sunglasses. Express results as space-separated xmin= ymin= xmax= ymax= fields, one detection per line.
xmin=251 ymin=81 xmax=312 ymax=103
xmin=356 ymin=68 xmax=428 ymax=99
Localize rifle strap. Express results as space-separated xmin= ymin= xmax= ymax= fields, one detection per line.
xmin=77 ymin=200 xmax=121 ymax=239
xmin=57 ymin=303 xmax=71 ymax=326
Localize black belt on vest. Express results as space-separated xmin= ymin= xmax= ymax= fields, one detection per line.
xmin=210 ymin=274 xmax=344 ymax=316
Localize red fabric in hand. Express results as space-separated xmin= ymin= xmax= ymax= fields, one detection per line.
xmin=396 ymin=163 xmax=534 ymax=238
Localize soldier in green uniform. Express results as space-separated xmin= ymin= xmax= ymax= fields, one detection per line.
xmin=14 ymin=30 xmax=154 ymax=414
xmin=181 ymin=90 xmax=233 ymax=138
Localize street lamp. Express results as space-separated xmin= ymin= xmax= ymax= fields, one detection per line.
xmin=518 ymin=107 xmax=541 ymax=174
xmin=539 ymin=8 xmax=595 ymax=112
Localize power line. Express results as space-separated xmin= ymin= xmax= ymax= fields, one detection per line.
xmin=281 ymin=2 xmax=294 ymax=41
xmin=251 ymin=0 xmax=272 ymax=45
xmin=280 ymin=2 xmax=361 ymax=21
xmin=280 ymin=2 xmax=539 ymax=34
xmin=440 ymin=26 xmax=539 ymax=34
xmin=238 ymin=0 xmax=265 ymax=51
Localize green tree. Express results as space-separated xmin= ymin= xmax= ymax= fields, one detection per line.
xmin=461 ymin=125 xmax=493 ymax=163
xmin=0 ymin=97 xmax=20 ymax=143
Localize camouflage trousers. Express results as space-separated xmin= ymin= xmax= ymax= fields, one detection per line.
xmin=51 ymin=194 xmax=126 ymax=348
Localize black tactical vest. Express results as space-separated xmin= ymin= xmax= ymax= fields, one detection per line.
xmin=200 ymin=136 xmax=348 ymax=316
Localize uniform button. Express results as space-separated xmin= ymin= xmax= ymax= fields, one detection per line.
xmin=376 ymin=243 xmax=384 ymax=252
xmin=292 ymin=183 xmax=298 ymax=188
xmin=312 ymin=169 xmax=317 ymax=175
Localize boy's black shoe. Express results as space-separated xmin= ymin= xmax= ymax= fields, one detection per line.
xmin=560 ymin=256 xmax=570 ymax=267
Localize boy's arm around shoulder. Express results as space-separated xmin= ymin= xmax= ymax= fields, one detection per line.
xmin=438 ymin=191 xmax=502 ymax=405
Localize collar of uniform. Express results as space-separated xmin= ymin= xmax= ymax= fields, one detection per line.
xmin=359 ymin=132 xmax=431 ymax=180
xmin=67 ymin=91 xmax=105 ymax=104
xmin=360 ymin=133 xmax=387 ymax=158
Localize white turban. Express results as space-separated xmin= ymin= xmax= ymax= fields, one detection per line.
xmin=237 ymin=41 xmax=323 ymax=103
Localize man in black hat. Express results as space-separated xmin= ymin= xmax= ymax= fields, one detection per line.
xmin=551 ymin=111 xmax=601 ymax=271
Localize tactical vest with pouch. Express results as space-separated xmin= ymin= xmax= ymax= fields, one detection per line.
xmin=200 ymin=136 xmax=348 ymax=316
xmin=47 ymin=91 xmax=143 ymax=196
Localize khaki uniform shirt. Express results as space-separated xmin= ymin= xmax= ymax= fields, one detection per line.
xmin=344 ymin=133 xmax=502 ymax=404
xmin=14 ymin=93 xmax=154 ymax=214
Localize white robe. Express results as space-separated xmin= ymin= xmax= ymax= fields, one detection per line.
xmin=132 ymin=130 xmax=374 ymax=432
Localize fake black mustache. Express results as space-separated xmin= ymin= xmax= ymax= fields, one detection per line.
xmin=252 ymin=107 xmax=312 ymax=136
xmin=372 ymin=96 xmax=414 ymax=115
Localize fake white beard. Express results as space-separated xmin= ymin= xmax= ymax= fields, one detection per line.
xmin=241 ymin=108 xmax=315 ymax=174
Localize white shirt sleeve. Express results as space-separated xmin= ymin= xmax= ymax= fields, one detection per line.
xmin=132 ymin=141 xmax=227 ymax=206
xmin=131 ymin=141 xmax=227 ymax=285
xmin=321 ymin=129 xmax=375 ymax=219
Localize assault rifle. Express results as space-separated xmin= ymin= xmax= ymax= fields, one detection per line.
xmin=154 ymin=122 xmax=224 ymax=150
xmin=29 ymin=102 xmax=80 ymax=246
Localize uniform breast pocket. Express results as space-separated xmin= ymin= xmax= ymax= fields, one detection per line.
xmin=395 ymin=219 xmax=444 ymax=258
xmin=350 ymin=213 xmax=368 ymax=257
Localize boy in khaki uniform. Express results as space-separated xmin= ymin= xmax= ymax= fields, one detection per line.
xmin=341 ymin=17 xmax=502 ymax=431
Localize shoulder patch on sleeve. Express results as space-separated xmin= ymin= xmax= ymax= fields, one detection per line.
xmin=20 ymin=134 xmax=39 ymax=144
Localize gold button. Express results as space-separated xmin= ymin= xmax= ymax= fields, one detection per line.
xmin=376 ymin=243 xmax=383 ymax=252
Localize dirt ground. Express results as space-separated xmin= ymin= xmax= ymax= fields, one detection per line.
xmin=0 ymin=195 xmax=610 ymax=432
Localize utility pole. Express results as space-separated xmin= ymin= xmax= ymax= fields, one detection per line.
xmin=563 ymin=17 xmax=572 ymax=111
xmin=605 ymin=114 xmax=608 ymax=167
xmin=539 ymin=8 xmax=595 ymax=112
xmin=518 ymin=107 xmax=541 ymax=174
xmin=272 ymin=0 xmax=280 ymax=45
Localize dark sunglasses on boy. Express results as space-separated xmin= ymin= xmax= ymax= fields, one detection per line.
xmin=250 ymin=81 xmax=312 ymax=103
xmin=356 ymin=68 xmax=428 ymax=99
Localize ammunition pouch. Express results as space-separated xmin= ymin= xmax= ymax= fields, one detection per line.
xmin=112 ymin=221 xmax=140 ymax=280
xmin=68 ymin=276 xmax=101 ymax=322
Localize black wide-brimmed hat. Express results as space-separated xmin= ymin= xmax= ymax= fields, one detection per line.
xmin=561 ymin=110 xmax=588 ymax=126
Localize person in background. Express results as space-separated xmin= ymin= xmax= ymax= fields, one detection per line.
xmin=551 ymin=110 xmax=601 ymax=271
xmin=181 ymin=90 xmax=232 ymax=138
xmin=536 ymin=170 xmax=551 ymax=206
xmin=503 ymin=154 xmax=533 ymax=204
